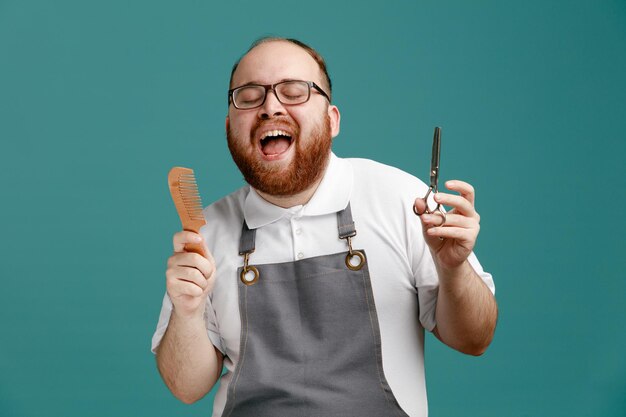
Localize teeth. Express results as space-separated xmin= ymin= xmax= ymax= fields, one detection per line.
xmin=261 ymin=130 xmax=291 ymax=140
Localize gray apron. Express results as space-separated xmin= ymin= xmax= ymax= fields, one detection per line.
xmin=222 ymin=204 xmax=409 ymax=417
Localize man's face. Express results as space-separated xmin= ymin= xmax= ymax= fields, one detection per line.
xmin=226 ymin=41 xmax=340 ymax=196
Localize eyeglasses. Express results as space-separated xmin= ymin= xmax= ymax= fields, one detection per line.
xmin=228 ymin=80 xmax=330 ymax=110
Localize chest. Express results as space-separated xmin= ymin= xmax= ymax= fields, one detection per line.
xmin=208 ymin=212 xmax=417 ymax=362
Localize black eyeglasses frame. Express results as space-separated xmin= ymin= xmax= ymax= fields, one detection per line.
xmin=228 ymin=80 xmax=331 ymax=109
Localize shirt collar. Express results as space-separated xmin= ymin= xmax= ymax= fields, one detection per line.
xmin=243 ymin=152 xmax=353 ymax=229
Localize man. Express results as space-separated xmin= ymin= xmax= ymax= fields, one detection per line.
xmin=152 ymin=37 xmax=497 ymax=417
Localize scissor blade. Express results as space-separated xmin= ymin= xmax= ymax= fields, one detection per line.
xmin=430 ymin=127 xmax=441 ymax=187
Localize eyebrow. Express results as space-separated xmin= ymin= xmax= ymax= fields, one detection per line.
xmin=234 ymin=78 xmax=303 ymax=88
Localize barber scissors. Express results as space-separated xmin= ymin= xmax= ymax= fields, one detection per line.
xmin=413 ymin=127 xmax=446 ymax=226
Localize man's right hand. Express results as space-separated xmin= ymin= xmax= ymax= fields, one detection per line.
xmin=165 ymin=231 xmax=216 ymax=319
xmin=159 ymin=231 xmax=221 ymax=404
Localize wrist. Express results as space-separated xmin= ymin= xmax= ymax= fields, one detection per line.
xmin=436 ymin=260 xmax=474 ymax=290
xmin=171 ymin=305 xmax=206 ymax=327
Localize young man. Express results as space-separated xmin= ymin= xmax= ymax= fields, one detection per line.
xmin=152 ymin=37 xmax=497 ymax=417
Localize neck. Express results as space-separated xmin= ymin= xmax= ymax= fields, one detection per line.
xmin=255 ymin=156 xmax=331 ymax=208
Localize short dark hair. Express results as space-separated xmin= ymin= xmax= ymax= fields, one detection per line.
xmin=229 ymin=37 xmax=332 ymax=101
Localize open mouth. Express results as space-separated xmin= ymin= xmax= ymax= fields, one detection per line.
xmin=259 ymin=130 xmax=294 ymax=157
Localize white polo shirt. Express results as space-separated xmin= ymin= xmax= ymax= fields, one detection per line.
xmin=152 ymin=153 xmax=495 ymax=417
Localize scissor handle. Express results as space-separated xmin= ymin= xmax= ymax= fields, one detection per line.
xmin=413 ymin=186 xmax=438 ymax=213
xmin=412 ymin=187 xmax=446 ymax=225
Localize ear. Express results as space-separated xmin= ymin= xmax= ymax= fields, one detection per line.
xmin=327 ymin=105 xmax=341 ymax=138
xmin=225 ymin=116 xmax=230 ymax=132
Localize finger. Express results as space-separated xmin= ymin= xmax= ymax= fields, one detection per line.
xmin=426 ymin=225 xmax=478 ymax=244
xmin=413 ymin=197 xmax=428 ymax=215
xmin=445 ymin=180 xmax=475 ymax=206
xmin=169 ymin=279 xmax=205 ymax=298
xmin=420 ymin=212 xmax=446 ymax=228
xmin=421 ymin=213 xmax=477 ymax=229
xmin=434 ymin=193 xmax=476 ymax=217
xmin=168 ymin=252 xmax=215 ymax=280
xmin=173 ymin=231 xmax=204 ymax=253
xmin=166 ymin=265 xmax=210 ymax=290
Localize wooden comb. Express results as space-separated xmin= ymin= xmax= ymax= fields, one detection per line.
xmin=168 ymin=167 xmax=208 ymax=258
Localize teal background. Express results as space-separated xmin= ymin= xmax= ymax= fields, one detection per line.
xmin=1 ymin=0 xmax=625 ymax=416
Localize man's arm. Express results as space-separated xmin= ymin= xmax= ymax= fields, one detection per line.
xmin=156 ymin=310 xmax=223 ymax=403
xmin=432 ymin=260 xmax=497 ymax=355
xmin=415 ymin=180 xmax=498 ymax=355
xmin=156 ymin=231 xmax=223 ymax=403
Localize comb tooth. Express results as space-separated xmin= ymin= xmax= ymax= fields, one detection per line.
xmin=183 ymin=201 xmax=202 ymax=207
xmin=182 ymin=198 xmax=203 ymax=206
xmin=180 ymin=192 xmax=201 ymax=197
xmin=181 ymin=195 xmax=202 ymax=202
xmin=178 ymin=186 xmax=201 ymax=196
xmin=187 ymin=206 xmax=205 ymax=219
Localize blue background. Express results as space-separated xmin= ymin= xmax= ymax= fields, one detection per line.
xmin=1 ymin=0 xmax=625 ymax=416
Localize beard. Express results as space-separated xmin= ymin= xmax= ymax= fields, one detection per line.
xmin=227 ymin=115 xmax=332 ymax=197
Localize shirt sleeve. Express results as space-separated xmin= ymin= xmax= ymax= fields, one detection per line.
xmin=467 ymin=251 xmax=496 ymax=295
xmin=150 ymin=293 xmax=172 ymax=353
xmin=150 ymin=293 xmax=224 ymax=354
xmin=406 ymin=190 xmax=495 ymax=332
xmin=411 ymin=246 xmax=440 ymax=332
xmin=412 ymin=249 xmax=495 ymax=333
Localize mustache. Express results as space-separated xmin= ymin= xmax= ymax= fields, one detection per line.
xmin=252 ymin=118 xmax=300 ymax=138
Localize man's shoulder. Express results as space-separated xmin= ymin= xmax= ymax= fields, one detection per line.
xmin=203 ymin=185 xmax=249 ymax=223
xmin=339 ymin=156 xmax=429 ymax=219
xmin=344 ymin=157 xmax=427 ymax=190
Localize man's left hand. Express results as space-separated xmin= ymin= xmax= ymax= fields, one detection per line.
xmin=413 ymin=180 xmax=480 ymax=270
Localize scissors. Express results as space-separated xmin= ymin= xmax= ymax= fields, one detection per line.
xmin=413 ymin=127 xmax=446 ymax=226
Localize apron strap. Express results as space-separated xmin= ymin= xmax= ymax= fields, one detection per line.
xmin=239 ymin=221 xmax=256 ymax=255
xmin=238 ymin=203 xmax=356 ymax=255
xmin=337 ymin=202 xmax=356 ymax=239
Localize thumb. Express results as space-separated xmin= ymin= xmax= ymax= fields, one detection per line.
xmin=413 ymin=197 xmax=427 ymax=216
xmin=184 ymin=238 xmax=211 ymax=260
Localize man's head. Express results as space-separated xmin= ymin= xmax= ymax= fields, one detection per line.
xmin=225 ymin=38 xmax=340 ymax=197
xmin=229 ymin=38 xmax=333 ymax=101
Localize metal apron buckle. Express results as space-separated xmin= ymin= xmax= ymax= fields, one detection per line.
xmin=344 ymin=235 xmax=365 ymax=271
xmin=240 ymin=252 xmax=259 ymax=285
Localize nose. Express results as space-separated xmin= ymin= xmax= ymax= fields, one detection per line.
xmin=258 ymin=88 xmax=286 ymax=119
